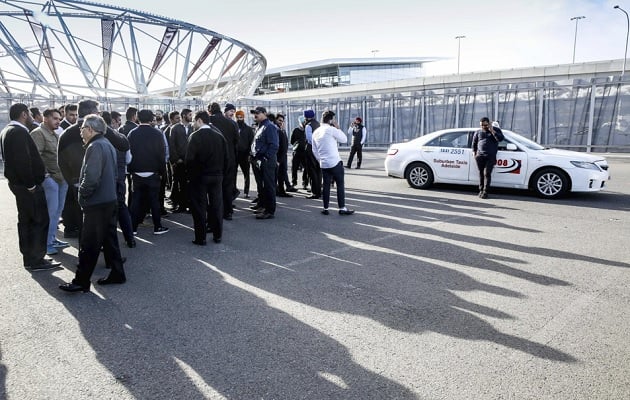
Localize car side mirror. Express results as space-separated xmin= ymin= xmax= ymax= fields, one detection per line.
xmin=506 ymin=143 xmax=517 ymax=151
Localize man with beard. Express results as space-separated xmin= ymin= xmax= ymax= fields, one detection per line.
xmin=30 ymin=108 xmax=70 ymax=255
xmin=186 ymin=111 xmax=227 ymax=245
xmin=58 ymin=99 xmax=100 ymax=239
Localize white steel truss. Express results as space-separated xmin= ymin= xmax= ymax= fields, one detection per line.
xmin=0 ymin=0 xmax=267 ymax=100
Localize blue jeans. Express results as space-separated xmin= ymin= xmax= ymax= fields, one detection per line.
xmin=322 ymin=161 xmax=346 ymax=210
xmin=42 ymin=176 xmax=68 ymax=246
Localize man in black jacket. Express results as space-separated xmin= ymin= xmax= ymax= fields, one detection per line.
xmin=186 ymin=111 xmax=228 ymax=245
xmin=472 ymin=116 xmax=505 ymax=199
xmin=209 ymin=102 xmax=239 ymax=220
xmin=128 ymin=109 xmax=168 ymax=235
xmin=58 ymin=99 xmax=100 ymax=239
xmin=1 ymin=103 xmax=60 ymax=270
xmin=290 ymin=116 xmax=308 ymax=190
xmin=59 ymin=114 xmax=126 ymax=292
xmin=168 ymin=108 xmax=191 ymax=213
xmin=235 ymin=110 xmax=254 ymax=198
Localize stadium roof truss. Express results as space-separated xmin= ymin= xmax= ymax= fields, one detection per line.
xmin=0 ymin=0 xmax=267 ymax=100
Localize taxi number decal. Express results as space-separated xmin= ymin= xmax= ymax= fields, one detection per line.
xmin=440 ymin=148 xmax=465 ymax=154
xmin=495 ymin=159 xmax=522 ymax=174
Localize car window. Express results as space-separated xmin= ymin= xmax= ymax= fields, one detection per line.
xmin=426 ymin=131 xmax=471 ymax=148
xmin=497 ymin=136 xmax=521 ymax=151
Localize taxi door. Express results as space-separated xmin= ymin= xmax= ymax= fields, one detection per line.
xmin=424 ymin=130 xmax=473 ymax=182
xmin=491 ymin=139 xmax=528 ymax=187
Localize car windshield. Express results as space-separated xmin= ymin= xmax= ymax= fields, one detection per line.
xmin=507 ymin=131 xmax=546 ymax=150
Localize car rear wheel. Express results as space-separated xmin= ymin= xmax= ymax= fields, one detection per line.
xmin=531 ymin=168 xmax=569 ymax=199
xmin=406 ymin=162 xmax=434 ymax=189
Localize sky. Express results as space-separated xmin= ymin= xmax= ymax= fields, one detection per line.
xmin=94 ymin=0 xmax=629 ymax=76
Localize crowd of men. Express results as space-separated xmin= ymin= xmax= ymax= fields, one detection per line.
xmin=1 ymin=100 xmax=362 ymax=293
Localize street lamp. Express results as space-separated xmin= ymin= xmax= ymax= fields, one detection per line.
xmin=614 ymin=5 xmax=629 ymax=76
xmin=570 ymin=16 xmax=585 ymax=63
xmin=455 ymin=35 xmax=465 ymax=74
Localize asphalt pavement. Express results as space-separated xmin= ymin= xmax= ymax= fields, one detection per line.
xmin=1 ymin=151 xmax=629 ymax=399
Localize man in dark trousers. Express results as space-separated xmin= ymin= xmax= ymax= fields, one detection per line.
xmin=1 ymin=103 xmax=61 ymax=271
xmin=58 ymin=99 xmax=100 ymax=239
xmin=168 ymin=108 xmax=191 ymax=213
xmin=274 ymin=113 xmax=294 ymax=196
xmin=346 ymin=116 xmax=366 ymax=169
xmin=59 ymin=114 xmax=126 ymax=293
xmin=209 ymin=102 xmax=239 ymax=220
xmin=290 ymin=116 xmax=308 ymax=190
xmin=250 ymin=106 xmax=279 ymax=220
xmin=235 ymin=110 xmax=254 ymax=198
xmin=303 ymin=109 xmax=322 ymax=199
xmin=472 ymin=116 xmax=505 ymax=199
xmin=127 ymin=109 xmax=169 ymax=235
xmin=186 ymin=111 xmax=228 ymax=245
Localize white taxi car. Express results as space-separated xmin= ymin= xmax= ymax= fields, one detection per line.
xmin=384 ymin=128 xmax=610 ymax=199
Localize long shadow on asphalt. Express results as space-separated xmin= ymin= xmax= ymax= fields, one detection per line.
xmin=31 ymin=265 xmax=417 ymax=399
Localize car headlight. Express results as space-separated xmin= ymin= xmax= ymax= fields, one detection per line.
xmin=570 ymin=161 xmax=601 ymax=170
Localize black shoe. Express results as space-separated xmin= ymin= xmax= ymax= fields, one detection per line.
xmin=345 ymin=165 xmax=351 ymax=169
xmin=213 ymin=237 xmax=222 ymax=243
xmin=250 ymin=197 xmax=258 ymax=204
xmin=480 ymin=191 xmax=488 ymax=199
xmin=249 ymin=204 xmax=263 ymax=211
xmin=277 ymin=192 xmax=293 ymax=197
xmin=255 ymin=212 xmax=274 ymax=220
xmin=321 ymin=209 xmax=329 ymax=215
xmin=232 ymin=190 xmax=241 ymax=202
xmin=126 ymin=239 xmax=136 ymax=248
xmin=59 ymin=282 xmax=90 ymax=293
xmin=97 ymin=276 xmax=126 ymax=285
xmin=286 ymin=186 xmax=298 ymax=192
xmin=192 ymin=239 xmax=207 ymax=246
xmin=339 ymin=209 xmax=355 ymax=215
xmin=153 ymin=226 xmax=169 ymax=235
xmin=356 ymin=166 xmax=361 ymax=169
xmin=26 ymin=259 xmax=61 ymax=271
xmin=223 ymin=214 xmax=233 ymax=220
xmin=306 ymin=195 xmax=320 ymax=199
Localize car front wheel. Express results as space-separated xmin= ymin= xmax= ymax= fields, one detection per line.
xmin=531 ymin=168 xmax=569 ymax=199
xmin=406 ymin=162 xmax=434 ymax=189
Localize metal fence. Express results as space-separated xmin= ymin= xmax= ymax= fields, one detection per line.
xmin=3 ymin=76 xmax=630 ymax=153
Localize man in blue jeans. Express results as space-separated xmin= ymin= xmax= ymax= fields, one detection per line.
xmin=311 ymin=110 xmax=355 ymax=216
xmin=30 ymin=108 xmax=70 ymax=255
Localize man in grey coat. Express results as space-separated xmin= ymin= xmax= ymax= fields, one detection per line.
xmin=59 ymin=114 xmax=126 ymax=293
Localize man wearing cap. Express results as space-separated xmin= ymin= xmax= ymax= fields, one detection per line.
xmin=127 ymin=109 xmax=169 ymax=235
xmin=250 ymin=106 xmax=279 ymax=219
xmin=346 ymin=117 xmax=366 ymax=169
xmin=235 ymin=110 xmax=255 ymax=198
xmin=303 ymin=109 xmax=322 ymax=199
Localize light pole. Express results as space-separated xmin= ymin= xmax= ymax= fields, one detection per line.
xmin=371 ymin=49 xmax=379 ymax=58
xmin=455 ymin=35 xmax=465 ymax=74
xmin=570 ymin=16 xmax=585 ymax=63
xmin=614 ymin=5 xmax=629 ymax=76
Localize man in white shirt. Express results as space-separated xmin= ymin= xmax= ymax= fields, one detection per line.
xmin=311 ymin=110 xmax=355 ymax=216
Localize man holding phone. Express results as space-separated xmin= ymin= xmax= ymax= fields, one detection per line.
xmin=472 ymin=116 xmax=504 ymax=199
